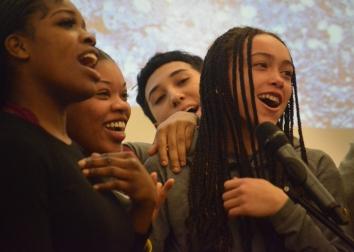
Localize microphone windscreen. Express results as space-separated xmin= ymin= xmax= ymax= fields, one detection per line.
xmin=256 ymin=122 xmax=289 ymax=154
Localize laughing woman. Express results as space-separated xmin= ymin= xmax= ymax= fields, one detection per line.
xmin=0 ymin=1 xmax=151 ymax=251
xmin=187 ymin=26 xmax=351 ymax=251
xmin=67 ymin=49 xmax=158 ymax=238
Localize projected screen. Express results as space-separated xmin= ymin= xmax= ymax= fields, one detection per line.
xmin=72 ymin=0 xmax=354 ymax=128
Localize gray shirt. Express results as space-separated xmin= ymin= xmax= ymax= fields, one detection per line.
xmin=339 ymin=143 xmax=354 ymax=235
xmin=128 ymin=137 xmax=352 ymax=251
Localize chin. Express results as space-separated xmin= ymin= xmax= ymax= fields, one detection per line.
xmin=258 ymin=117 xmax=278 ymax=125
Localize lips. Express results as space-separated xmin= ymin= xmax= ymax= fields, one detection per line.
xmin=104 ymin=120 xmax=127 ymax=143
xmin=77 ymin=49 xmax=101 ymax=82
xmin=78 ymin=50 xmax=98 ymax=68
xmin=257 ymin=92 xmax=282 ymax=109
xmin=182 ymin=105 xmax=200 ymax=113
xmin=104 ymin=120 xmax=126 ymax=132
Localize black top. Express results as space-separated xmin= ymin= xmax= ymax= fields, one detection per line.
xmin=0 ymin=111 xmax=134 ymax=252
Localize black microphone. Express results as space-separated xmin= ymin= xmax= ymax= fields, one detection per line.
xmin=256 ymin=122 xmax=349 ymax=225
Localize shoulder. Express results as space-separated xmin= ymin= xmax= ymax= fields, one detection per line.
xmin=301 ymin=147 xmax=340 ymax=182
xmin=0 ymin=112 xmax=48 ymax=157
xmin=292 ymin=138 xmax=338 ymax=177
xmin=124 ymin=141 xmax=152 ymax=163
xmin=339 ymin=143 xmax=354 ymax=176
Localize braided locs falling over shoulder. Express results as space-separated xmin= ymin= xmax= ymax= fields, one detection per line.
xmin=186 ymin=26 xmax=308 ymax=252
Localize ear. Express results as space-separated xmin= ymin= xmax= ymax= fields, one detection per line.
xmin=4 ymin=33 xmax=31 ymax=60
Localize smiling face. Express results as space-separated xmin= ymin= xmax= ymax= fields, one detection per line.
xmin=145 ymin=61 xmax=201 ymax=126
xmin=234 ymin=34 xmax=293 ymax=126
xmin=21 ymin=0 xmax=100 ymax=105
xmin=67 ymin=59 xmax=131 ymax=154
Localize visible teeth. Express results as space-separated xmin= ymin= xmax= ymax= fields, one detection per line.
xmin=105 ymin=121 xmax=126 ymax=131
xmin=79 ymin=53 xmax=98 ymax=68
xmin=258 ymin=94 xmax=279 ymax=104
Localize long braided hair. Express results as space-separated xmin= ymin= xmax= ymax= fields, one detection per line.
xmin=187 ymin=26 xmax=308 ymax=251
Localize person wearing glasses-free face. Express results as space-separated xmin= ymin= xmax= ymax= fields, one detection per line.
xmin=136 ymin=51 xmax=203 ymax=170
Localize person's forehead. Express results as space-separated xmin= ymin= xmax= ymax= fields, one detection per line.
xmin=251 ymin=34 xmax=291 ymax=60
xmin=33 ymin=0 xmax=82 ymax=20
xmin=151 ymin=61 xmax=195 ymax=80
xmin=145 ymin=61 xmax=197 ymax=94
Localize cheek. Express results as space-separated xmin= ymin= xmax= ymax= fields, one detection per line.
xmin=284 ymin=84 xmax=293 ymax=104
xmin=126 ymin=103 xmax=132 ymax=119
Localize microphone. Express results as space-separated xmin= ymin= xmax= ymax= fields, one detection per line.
xmin=256 ymin=122 xmax=349 ymax=225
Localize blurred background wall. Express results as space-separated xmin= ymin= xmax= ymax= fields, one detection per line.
xmin=73 ymin=0 xmax=354 ymax=165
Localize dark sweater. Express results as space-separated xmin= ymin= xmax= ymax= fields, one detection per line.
xmin=0 ymin=111 xmax=134 ymax=252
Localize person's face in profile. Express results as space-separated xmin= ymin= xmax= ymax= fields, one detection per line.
xmin=22 ymin=0 xmax=100 ymax=104
xmin=67 ymin=60 xmax=131 ymax=154
xmin=232 ymin=34 xmax=293 ymax=126
xmin=145 ymin=61 xmax=201 ymax=126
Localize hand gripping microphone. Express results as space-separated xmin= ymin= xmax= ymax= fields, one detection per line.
xmin=256 ymin=122 xmax=349 ymax=225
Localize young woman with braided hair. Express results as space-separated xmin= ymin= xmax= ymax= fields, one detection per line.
xmin=143 ymin=26 xmax=351 ymax=251
xmin=186 ymin=26 xmax=351 ymax=251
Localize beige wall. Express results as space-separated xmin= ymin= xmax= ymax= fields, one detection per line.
xmin=125 ymin=107 xmax=354 ymax=166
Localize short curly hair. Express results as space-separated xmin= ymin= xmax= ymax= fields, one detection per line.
xmin=136 ymin=50 xmax=203 ymax=123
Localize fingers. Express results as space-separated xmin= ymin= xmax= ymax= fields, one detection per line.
xmin=157 ymin=178 xmax=175 ymax=204
xmin=82 ymin=165 xmax=131 ymax=180
xmin=223 ymin=196 xmax=244 ymax=211
xmin=147 ymin=142 xmax=158 ymax=157
xmin=223 ymin=178 xmax=249 ymax=217
xmin=166 ymin=124 xmax=180 ymax=172
xmin=162 ymin=178 xmax=175 ymax=192
xmin=79 ymin=152 xmax=141 ymax=171
xmin=184 ymin=124 xmax=195 ymax=153
xmin=224 ymin=177 xmax=242 ymax=191
xmin=150 ymin=172 xmax=158 ymax=185
xmin=154 ymin=127 xmax=169 ymax=167
xmin=152 ymin=111 xmax=198 ymax=172
xmin=93 ymin=179 xmax=130 ymax=192
xmin=153 ymin=178 xmax=175 ymax=221
xmin=176 ymin=124 xmax=187 ymax=168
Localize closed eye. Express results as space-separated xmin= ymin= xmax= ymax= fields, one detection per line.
xmin=57 ymin=18 xmax=77 ymax=28
xmin=177 ymin=77 xmax=189 ymax=86
xmin=154 ymin=94 xmax=165 ymax=105
xmin=96 ymin=90 xmax=110 ymax=100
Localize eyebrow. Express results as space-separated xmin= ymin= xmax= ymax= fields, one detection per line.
xmin=99 ymin=80 xmax=111 ymax=85
xmin=50 ymin=9 xmax=76 ymax=17
xmin=251 ymin=52 xmax=293 ymax=67
xmin=99 ymin=80 xmax=127 ymax=88
xmin=148 ymin=69 xmax=188 ymax=101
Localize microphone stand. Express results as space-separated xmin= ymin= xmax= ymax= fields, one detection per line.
xmin=286 ymin=186 xmax=354 ymax=249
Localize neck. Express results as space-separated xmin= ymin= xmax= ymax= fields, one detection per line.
xmin=9 ymin=81 xmax=71 ymax=144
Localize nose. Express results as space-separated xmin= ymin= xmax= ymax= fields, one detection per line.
xmin=270 ymin=69 xmax=284 ymax=89
xmin=111 ymin=96 xmax=131 ymax=115
xmin=170 ymin=92 xmax=185 ymax=107
xmin=81 ymin=30 xmax=96 ymax=46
